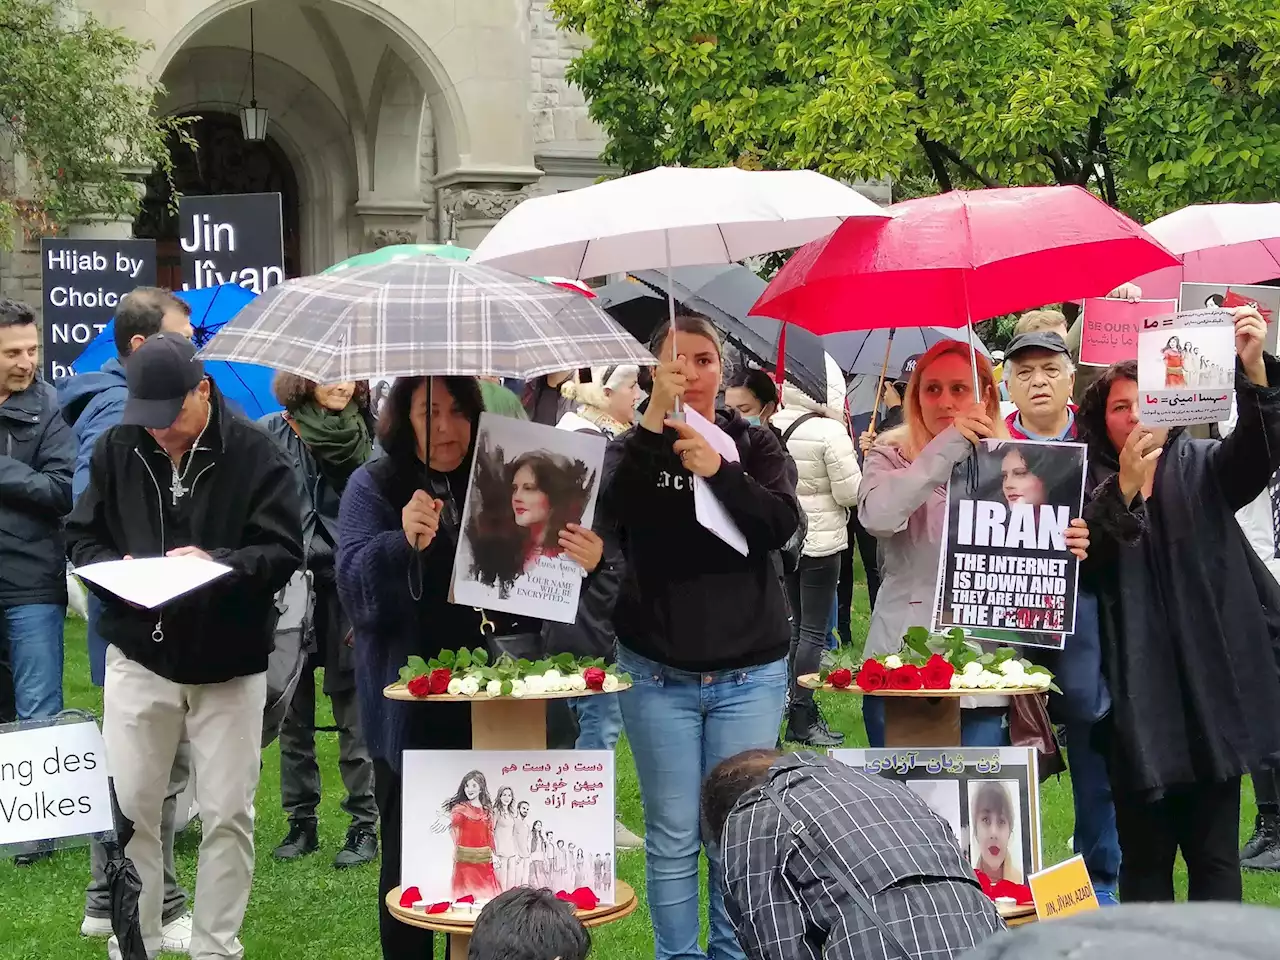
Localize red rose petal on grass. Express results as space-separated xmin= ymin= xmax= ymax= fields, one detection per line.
xmin=584 ymin=667 xmax=606 ymax=691
xmin=406 ymin=675 xmax=431 ymax=697
xmin=428 ymin=668 xmax=452 ymax=694
xmin=827 ymin=667 xmax=853 ymax=689
xmin=921 ymin=654 xmax=956 ymax=690
xmin=399 ymin=886 xmax=421 ymax=907
xmin=455 ymin=894 xmax=475 ymax=905
xmin=855 ymin=659 xmax=888 ymax=692
xmin=426 ymin=901 xmax=451 ymax=914
xmin=888 ymin=664 xmax=923 ymax=690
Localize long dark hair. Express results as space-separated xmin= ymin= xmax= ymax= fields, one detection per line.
xmin=442 ymin=770 xmax=493 ymax=813
xmin=1077 ymin=360 xmax=1138 ymax=458
xmin=466 ymin=441 xmax=596 ymax=593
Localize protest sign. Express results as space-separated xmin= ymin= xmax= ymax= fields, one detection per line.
xmin=401 ymin=750 xmax=616 ymax=906
xmin=1180 ymin=282 xmax=1279 ymax=354
xmin=1137 ymin=308 xmax=1235 ymax=427
xmin=1079 ymin=298 xmax=1177 ymax=367
xmin=452 ymin=414 xmax=605 ymax=624
xmin=40 ymin=238 xmax=156 ymax=380
xmin=1029 ymin=855 xmax=1098 ymax=921
xmin=0 ymin=716 xmax=114 ymax=854
xmin=179 ymin=192 xmax=285 ymax=293
xmin=831 ymin=747 xmax=1041 ymax=885
xmin=932 ymin=440 xmax=1085 ymax=649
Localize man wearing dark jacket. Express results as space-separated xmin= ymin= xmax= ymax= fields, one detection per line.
xmin=0 ymin=298 xmax=74 ymax=725
xmin=66 ymin=333 xmax=302 ymax=960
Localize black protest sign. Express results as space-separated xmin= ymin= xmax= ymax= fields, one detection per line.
xmin=179 ymin=193 xmax=285 ymax=294
xmin=932 ymin=440 xmax=1086 ymax=648
xmin=40 ymin=238 xmax=156 ymax=380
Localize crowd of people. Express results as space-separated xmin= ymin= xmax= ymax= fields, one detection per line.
xmin=1 ymin=274 xmax=1280 ymax=960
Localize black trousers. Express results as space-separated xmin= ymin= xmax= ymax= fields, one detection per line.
xmin=837 ymin=513 xmax=882 ymax=643
xmin=1253 ymin=768 xmax=1280 ymax=810
xmin=1113 ymin=777 xmax=1242 ymax=903
xmin=786 ymin=553 xmax=841 ymax=703
xmin=374 ymin=758 xmax=441 ymax=959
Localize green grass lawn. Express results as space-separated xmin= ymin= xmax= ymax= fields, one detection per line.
xmin=2 ymin=569 xmax=1278 ymax=959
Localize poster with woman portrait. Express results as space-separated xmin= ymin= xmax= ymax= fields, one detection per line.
xmin=452 ymin=413 xmax=606 ymax=623
xmin=932 ymin=439 xmax=1086 ymax=650
xmin=400 ymin=750 xmax=616 ymax=906
xmin=1136 ymin=307 xmax=1236 ymax=426
xmin=830 ymin=747 xmax=1041 ymax=887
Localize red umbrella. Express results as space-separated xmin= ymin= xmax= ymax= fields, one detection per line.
xmin=750 ymin=186 xmax=1178 ymax=334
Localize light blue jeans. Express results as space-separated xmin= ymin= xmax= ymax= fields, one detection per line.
xmin=617 ymin=645 xmax=787 ymax=960
xmin=567 ymin=690 xmax=623 ymax=751
xmin=4 ymin=603 xmax=65 ymax=720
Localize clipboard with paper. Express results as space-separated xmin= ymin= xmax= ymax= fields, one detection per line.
xmin=682 ymin=408 xmax=749 ymax=556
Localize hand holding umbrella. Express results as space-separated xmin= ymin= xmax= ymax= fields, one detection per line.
xmin=640 ymin=357 xmax=689 ymax=434
xmin=402 ymin=492 xmax=443 ymax=551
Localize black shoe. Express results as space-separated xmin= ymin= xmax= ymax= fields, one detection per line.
xmin=1243 ymin=836 xmax=1280 ymax=872
xmin=13 ymin=849 xmax=54 ymax=867
xmin=785 ymin=702 xmax=844 ymax=747
xmin=1242 ymin=812 xmax=1280 ymax=862
xmin=273 ymin=821 xmax=319 ymax=860
xmin=333 ymin=827 xmax=378 ymax=869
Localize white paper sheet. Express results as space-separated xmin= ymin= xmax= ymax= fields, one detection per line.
xmin=683 ymin=408 xmax=749 ymax=556
xmin=75 ymin=556 xmax=234 ymax=609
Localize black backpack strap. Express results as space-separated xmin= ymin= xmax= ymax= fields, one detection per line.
xmin=781 ymin=412 xmax=824 ymax=445
xmin=761 ymin=783 xmax=915 ymax=960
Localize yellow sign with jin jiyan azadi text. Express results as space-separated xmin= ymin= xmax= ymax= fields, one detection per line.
xmin=1028 ymin=855 xmax=1099 ymax=921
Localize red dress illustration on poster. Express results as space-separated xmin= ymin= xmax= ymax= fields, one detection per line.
xmin=450 ymin=802 xmax=502 ymax=900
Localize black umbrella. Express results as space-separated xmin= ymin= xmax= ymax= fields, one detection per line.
xmin=593 ymin=278 xmax=667 ymax=343
xmin=630 ymin=266 xmax=829 ymax=403
xmin=103 ymin=780 xmax=147 ymax=960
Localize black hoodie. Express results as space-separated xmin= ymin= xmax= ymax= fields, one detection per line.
xmin=602 ymin=408 xmax=800 ymax=671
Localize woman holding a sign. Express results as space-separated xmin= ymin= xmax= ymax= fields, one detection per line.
xmin=1077 ymin=304 xmax=1280 ymax=904
xmin=603 ymin=313 xmax=801 ymax=960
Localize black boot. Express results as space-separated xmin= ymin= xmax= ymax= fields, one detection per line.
xmin=1241 ymin=810 xmax=1280 ymax=862
xmin=273 ymin=820 xmax=319 ymax=860
xmin=785 ymin=700 xmax=843 ymax=747
xmin=333 ymin=826 xmax=378 ymax=869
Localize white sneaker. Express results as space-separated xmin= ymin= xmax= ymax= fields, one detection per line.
xmin=81 ymin=915 xmax=114 ymax=938
xmin=161 ymin=913 xmax=193 ymax=954
xmin=108 ymin=933 xmax=160 ymax=960
xmin=615 ymin=819 xmax=644 ymax=850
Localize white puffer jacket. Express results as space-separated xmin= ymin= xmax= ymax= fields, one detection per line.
xmin=770 ymin=354 xmax=861 ymax=558
xmin=1221 ymin=404 xmax=1280 ymax=584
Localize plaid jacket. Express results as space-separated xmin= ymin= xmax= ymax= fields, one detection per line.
xmin=720 ymin=752 xmax=1005 ymax=960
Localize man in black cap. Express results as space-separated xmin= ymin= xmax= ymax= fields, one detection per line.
xmin=66 ymin=333 xmax=303 ymax=960
xmin=1002 ymin=330 xmax=1077 ymax=441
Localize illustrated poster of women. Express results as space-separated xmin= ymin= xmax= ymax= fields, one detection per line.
xmin=1161 ymin=336 xmax=1187 ymax=387
xmin=431 ymin=770 xmax=503 ymax=901
xmin=452 ymin=414 xmax=605 ymax=624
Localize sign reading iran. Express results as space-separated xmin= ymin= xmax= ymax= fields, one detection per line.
xmin=179 ymin=192 xmax=285 ymax=294
xmin=40 ymin=238 xmax=156 ymax=381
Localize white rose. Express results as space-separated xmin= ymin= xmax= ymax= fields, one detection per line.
xmin=1030 ymin=672 xmax=1053 ymax=689
xmin=997 ymin=675 xmax=1023 ymax=689
xmin=962 ymin=662 xmax=984 ymax=677
xmin=998 ymin=659 xmax=1025 ymax=677
xmin=459 ymin=677 xmax=481 ymax=697
xmin=949 ymin=675 xmax=965 ymax=690
xmin=567 ymin=674 xmax=588 ymax=692
xmin=446 ymin=677 xmax=464 ymax=696
xmin=524 ymin=675 xmax=545 ymax=695
xmin=511 ymin=679 xmax=528 ymax=698
xmin=543 ymin=669 xmax=563 ymax=683
xmin=486 ymin=679 xmax=503 ymax=697
xmin=602 ymin=674 xmax=621 ymax=693
xmin=961 ymin=675 xmax=982 ymax=689
xmin=977 ymin=671 xmax=1003 ymax=688
xmin=883 ymin=655 xmax=903 ymax=670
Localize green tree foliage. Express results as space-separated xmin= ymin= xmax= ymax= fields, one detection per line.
xmin=0 ymin=0 xmax=189 ymax=244
xmin=554 ymin=0 xmax=1280 ymax=218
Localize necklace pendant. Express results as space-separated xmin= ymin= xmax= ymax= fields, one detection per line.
xmin=170 ymin=475 xmax=188 ymax=505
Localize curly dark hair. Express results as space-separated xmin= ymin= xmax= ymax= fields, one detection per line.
xmin=465 ymin=439 xmax=596 ymax=595
xmin=271 ymin=372 xmax=371 ymax=414
xmin=1077 ymin=360 xmax=1138 ymax=458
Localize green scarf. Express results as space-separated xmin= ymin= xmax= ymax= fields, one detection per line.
xmin=289 ymin=400 xmax=373 ymax=484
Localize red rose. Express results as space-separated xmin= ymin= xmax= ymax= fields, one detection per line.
xmin=584 ymin=667 xmax=606 ymax=691
xmin=855 ymin=659 xmax=888 ymax=692
xmin=827 ymin=667 xmax=853 ymax=689
xmin=920 ymin=654 xmax=956 ymax=690
xmin=399 ymin=886 xmax=421 ymax=907
xmin=428 ymin=668 xmax=452 ymax=695
xmin=888 ymin=664 xmax=923 ymax=690
xmin=406 ymin=675 xmax=431 ymax=697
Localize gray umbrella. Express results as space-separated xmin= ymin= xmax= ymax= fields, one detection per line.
xmin=200 ymin=257 xmax=654 ymax=382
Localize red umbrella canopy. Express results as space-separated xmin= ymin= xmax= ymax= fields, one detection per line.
xmin=751 ymin=185 xmax=1179 ymax=334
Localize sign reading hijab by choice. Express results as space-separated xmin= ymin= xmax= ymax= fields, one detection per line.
xmin=179 ymin=193 xmax=285 ymax=294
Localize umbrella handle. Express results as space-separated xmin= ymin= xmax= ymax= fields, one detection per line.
xmin=869 ymin=330 xmax=896 ymax=433
xmin=664 ymin=230 xmax=684 ymax=422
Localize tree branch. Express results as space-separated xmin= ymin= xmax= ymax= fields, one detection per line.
xmin=916 ymin=132 xmax=954 ymax=192
xmin=935 ymin=142 xmax=998 ymax=187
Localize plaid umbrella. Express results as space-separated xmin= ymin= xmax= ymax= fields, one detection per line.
xmin=200 ymin=257 xmax=654 ymax=382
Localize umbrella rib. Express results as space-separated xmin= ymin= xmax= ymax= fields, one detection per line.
xmin=717 ymin=223 xmax=732 ymax=264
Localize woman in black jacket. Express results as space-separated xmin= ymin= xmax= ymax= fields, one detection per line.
xmin=260 ymin=375 xmax=379 ymax=869
xmin=1079 ymin=306 xmax=1280 ymax=904
xmin=603 ymin=313 xmax=801 ymax=960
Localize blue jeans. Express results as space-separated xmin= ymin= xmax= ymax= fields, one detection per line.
xmin=87 ymin=593 xmax=108 ymax=687
xmin=567 ymin=690 xmax=623 ymax=751
xmin=862 ymin=699 xmax=1009 ymax=747
xmin=1064 ymin=721 xmax=1121 ymax=896
xmin=4 ymin=603 xmax=65 ymax=719
xmin=617 ymin=646 xmax=787 ymax=960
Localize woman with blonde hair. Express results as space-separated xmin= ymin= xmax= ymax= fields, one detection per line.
xmin=557 ymin=364 xmax=641 ymax=439
xmin=860 ymin=340 xmax=1036 ymax=747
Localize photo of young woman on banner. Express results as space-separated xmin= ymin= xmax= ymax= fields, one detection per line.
xmin=932 ymin=439 xmax=1087 ymax=650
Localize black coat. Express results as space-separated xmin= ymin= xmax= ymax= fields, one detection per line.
xmin=66 ymin=384 xmax=304 ymax=683
xmin=1083 ymin=356 xmax=1280 ymax=799
xmin=0 ymin=379 xmax=74 ymax=606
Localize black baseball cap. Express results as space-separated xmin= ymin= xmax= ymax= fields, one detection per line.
xmin=1005 ymin=330 xmax=1070 ymax=361
xmin=893 ymin=354 xmax=922 ymax=389
xmin=122 ymin=333 xmax=205 ymax=429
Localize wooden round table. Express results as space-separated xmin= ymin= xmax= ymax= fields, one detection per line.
xmin=797 ymin=674 xmax=1044 ymax=747
xmin=386 ymin=880 xmax=639 ymax=953
xmin=997 ymin=902 xmax=1038 ymax=926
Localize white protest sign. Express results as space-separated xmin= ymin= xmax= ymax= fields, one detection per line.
xmin=1137 ymin=308 xmax=1236 ymax=427
xmin=683 ymin=407 xmax=749 ymax=556
xmin=0 ymin=719 xmax=114 ymax=849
